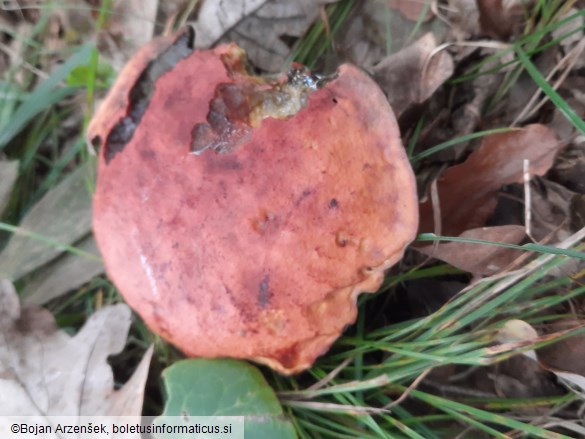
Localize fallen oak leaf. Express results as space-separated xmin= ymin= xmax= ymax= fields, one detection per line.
xmin=193 ymin=0 xmax=267 ymax=49
xmin=99 ymin=0 xmax=159 ymax=71
xmin=337 ymin=0 xmax=448 ymax=72
xmin=537 ymin=321 xmax=585 ymax=378
xmin=217 ymin=0 xmax=338 ymax=72
xmin=477 ymin=0 xmax=527 ymax=40
xmin=552 ymin=8 xmax=585 ymax=66
xmin=0 ymin=164 xmax=93 ymax=281
xmin=491 ymin=320 xmax=564 ymax=403
xmin=21 ymin=236 xmax=104 ymax=306
xmin=373 ymin=32 xmax=454 ymax=119
xmin=388 ymin=0 xmax=434 ymax=22
xmin=496 ymin=319 xmax=585 ymax=395
xmin=417 ymin=225 xmax=525 ymax=275
xmin=0 ymin=279 xmax=152 ymax=417
xmin=447 ymin=0 xmax=481 ymax=40
xmin=419 ymin=124 xmax=563 ymax=236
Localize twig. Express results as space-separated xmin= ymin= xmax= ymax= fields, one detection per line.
xmin=383 ymin=367 xmax=432 ymax=409
xmin=283 ymin=399 xmax=389 ymax=415
xmin=306 ymin=356 xmax=353 ymax=392
xmin=523 ymin=159 xmax=532 ymax=239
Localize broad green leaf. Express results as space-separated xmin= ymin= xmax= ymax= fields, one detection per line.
xmin=157 ymin=359 xmax=296 ymax=439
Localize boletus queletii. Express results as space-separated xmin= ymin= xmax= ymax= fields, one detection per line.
xmin=89 ymin=28 xmax=418 ymax=375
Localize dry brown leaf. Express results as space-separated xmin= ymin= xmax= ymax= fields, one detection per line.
xmin=373 ymin=32 xmax=454 ymax=118
xmin=492 ymin=179 xmax=578 ymax=243
xmin=477 ymin=0 xmax=527 ymax=39
xmin=337 ymin=1 xmax=448 ymax=71
xmin=418 ymin=225 xmax=525 ymax=275
xmin=537 ymin=328 xmax=585 ymax=394
xmin=216 ymin=0 xmax=337 ymax=72
xmin=0 ymin=160 xmax=18 ymax=216
xmin=451 ymin=73 xmax=501 ymax=142
xmin=489 ymin=356 xmax=563 ymax=402
xmin=336 ymin=8 xmax=386 ymax=70
xmin=494 ymin=320 xmax=585 ymax=395
xmin=388 ymin=0 xmax=434 ymax=22
xmin=538 ymin=321 xmax=585 ymax=378
xmin=0 ymin=279 xmax=152 ymax=417
xmin=419 ymin=124 xmax=562 ymax=236
xmin=98 ymin=0 xmax=159 ymax=71
xmin=447 ymin=0 xmax=480 ymax=40
xmin=549 ymin=106 xmax=585 ymax=195
xmin=22 ymin=236 xmax=104 ymax=305
xmin=549 ymin=93 xmax=585 ymax=142
xmin=193 ymin=0 xmax=267 ymax=49
xmin=552 ymin=8 xmax=585 ymax=60
xmin=0 ymin=164 xmax=92 ymax=281
xmin=529 ymin=179 xmax=576 ymax=241
xmin=112 ymin=0 xmax=158 ymax=51
xmin=459 ymin=320 xmax=563 ymax=404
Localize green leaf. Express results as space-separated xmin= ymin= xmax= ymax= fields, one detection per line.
xmin=157 ymin=359 xmax=296 ymax=439
xmin=66 ymin=61 xmax=115 ymax=89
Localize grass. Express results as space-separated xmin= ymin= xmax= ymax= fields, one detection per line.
xmin=274 ymin=237 xmax=585 ymax=437
xmin=1 ymin=1 xmax=584 ymax=438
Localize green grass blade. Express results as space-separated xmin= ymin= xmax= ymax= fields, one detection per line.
xmin=0 ymin=222 xmax=101 ymax=262
xmin=0 ymin=44 xmax=93 ymax=149
xmin=410 ymin=128 xmax=514 ymax=163
xmin=409 ymin=388 xmax=573 ymax=439
xmin=515 ymin=43 xmax=585 ymax=135
xmin=416 ymin=233 xmax=585 ymax=260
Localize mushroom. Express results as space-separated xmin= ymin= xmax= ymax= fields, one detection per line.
xmin=89 ymin=28 xmax=418 ymax=375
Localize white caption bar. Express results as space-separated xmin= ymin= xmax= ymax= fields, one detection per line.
xmin=0 ymin=416 xmax=244 ymax=438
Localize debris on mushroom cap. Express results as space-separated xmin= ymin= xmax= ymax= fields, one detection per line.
xmin=89 ymin=28 xmax=419 ymax=375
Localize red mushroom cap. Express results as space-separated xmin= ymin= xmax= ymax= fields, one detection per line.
xmin=89 ymin=28 xmax=418 ymax=374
